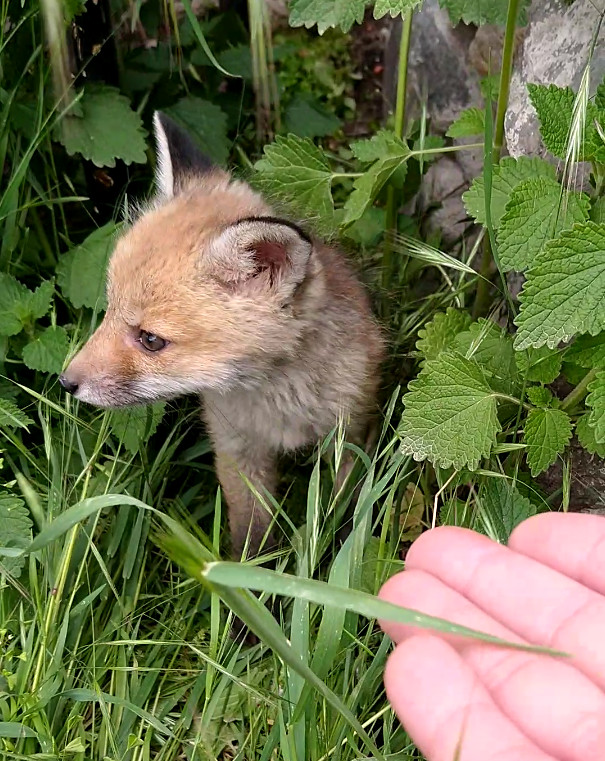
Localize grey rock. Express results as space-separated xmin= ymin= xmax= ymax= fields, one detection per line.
xmin=505 ymin=0 xmax=605 ymax=158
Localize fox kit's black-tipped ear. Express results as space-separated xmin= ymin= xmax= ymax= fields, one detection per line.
xmin=153 ymin=111 xmax=215 ymax=199
xmin=207 ymin=217 xmax=313 ymax=300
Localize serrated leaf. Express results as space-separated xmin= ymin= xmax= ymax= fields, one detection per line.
xmin=165 ymin=97 xmax=230 ymax=165
xmin=351 ymin=130 xmax=400 ymax=162
xmin=416 ymin=308 xmax=472 ymax=365
xmin=463 ymin=156 xmax=556 ymax=228
xmin=254 ymin=135 xmax=334 ymax=232
xmin=59 ymin=85 xmax=147 ymax=168
xmin=22 ymin=326 xmax=69 ymax=374
xmin=29 ymin=280 xmax=55 ymax=320
xmin=528 ymin=83 xmax=604 ymax=161
xmin=0 ymin=492 xmax=32 ymax=578
xmin=565 ymin=333 xmax=605 ymax=370
xmin=516 ymin=346 xmax=562 ymax=384
xmin=439 ymin=0 xmax=529 ymax=26
xmin=412 ymin=135 xmax=445 ymax=161
xmin=110 ymin=403 xmax=166 ymax=455
xmin=56 ymin=223 xmax=117 ymax=310
xmin=576 ymin=414 xmax=605 ymax=458
xmin=398 ymin=352 xmax=501 ymax=471
xmin=480 ymin=480 xmax=537 ymax=544
xmin=343 ymin=132 xmax=410 ymax=225
xmin=524 ymin=407 xmax=572 ymax=476
xmin=453 ymin=319 xmax=518 ymax=393
xmin=446 ymin=107 xmax=485 ymax=138
xmin=373 ymin=0 xmax=423 ymax=18
xmin=64 ymin=0 xmax=86 ymax=21
xmin=284 ymin=95 xmax=341 ymax=139
xmin=498 ymin=178 xmax=590 ymax=272
xmin=515 ymin=222 xmax=605 ymax=350
xmin=526 ymin=386 xmax=553 ymax=407
xmin=586 ymin=370 xmax=605 ymax=444
xmin=0 ymin=398 xmax=33 ymax=430
xmin=0 ymin=274 xmax=31 ymax=336
xmin=288 ymin=0 xmax=366 ymax=33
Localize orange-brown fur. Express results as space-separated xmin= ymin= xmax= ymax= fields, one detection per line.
xmin=62 ymin=114 xmax=384 ymax=557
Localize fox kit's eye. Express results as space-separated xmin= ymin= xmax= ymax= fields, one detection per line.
xmin=139 ymin=330 xmax=167 ymax=352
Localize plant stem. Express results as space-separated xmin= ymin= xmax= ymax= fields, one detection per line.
xmin=492 ymin=0 xmax=520 ymax=162
xmin=474 ymin=0 xmax=521 ymax=318
xmin=561 ymin=367 xmax=598 ymax=412
xmin=382 ymin=12 xmax=413 ymax=297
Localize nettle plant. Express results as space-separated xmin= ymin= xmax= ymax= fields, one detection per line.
xmin=256 ymin=0 xmax=605 ymax=515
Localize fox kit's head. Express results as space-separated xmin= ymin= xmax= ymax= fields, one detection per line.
xmin=60 ymin=113 xmax=320 ymax=407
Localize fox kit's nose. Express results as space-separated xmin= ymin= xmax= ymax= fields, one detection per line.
xmin=59 ymin=374 xmax=79 ymax=395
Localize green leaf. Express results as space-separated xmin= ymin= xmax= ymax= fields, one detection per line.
xmin=254 ymin=135 xmax=335 ymax=232
xmin=373 ymin=0 xmax=423 ymax=18
xmin=463 ymin=156 xmax=556 ymax=228
xmin=586 ymin=370 xmax=605 ymax=444
xmin=516 ymin=346 xmax=562 ymax=384
xmin=59 ymin=85 xmax=147 ymax=168
xmin=56 ymin=223 xmax=117 ymax=310
xmin=288 ymin=0 xmax=366 ymax=33
xmin=343 ymin=132 xmax=410 ymax=225
xmin=565 ymin=333 xmax=605 ymax=369
xmin=0 ymin=722 xmax=38 ymax=739
xmin=446 ymin=107 xmax=485 ymax=138
xmin=29 ymin=280 xmax=55 ymax=320
xmin=398 ymin=352 xmax=501 ymax=470
xmin=576 ymin=414 xmax=605 ymax=458
xmin=284 ymin=94 xmax=342 ymax=138
xmin=528 ymin=83 xmax=574 ymax=159
xmin=0 ymin=274 xmax=33 ymax=336
xmin=524 ymin=407 xmax=572 ymax=476
xmin=64 ymin=0 xmax=86 ymax=21
xmin=165 ymin=96 xmax=230 ymax=165
xmin=526 ymin=386 xmax=553 ymax=407
xmin=351 ymin=130 xmax=400 ymax=162
xmin=497 ymin=178 xmax=590 ymax=272
xmin=515 ymin=222 xmax=605 ymax=350
xmin=439 ymin=0 xmax=529 ymax=26
xmin=27 ymin=494 xmax=154 ymax=553
xmin=480 ymin=480 xmax=537 ymax=544
xmin=22 ymin=326 xmax=69 ymax=374
xmin=110 ymin=403 xmax=166 ymax=455
xmin=416 ymin=308 xmax=473 ymax=365
xmin=201 ymin=559 xmax=540 ymax=650
xmin=0 ymin=398 xmax=33 ymax=430
xmin=0 ymin=492 xmax=32 ymax=578
xmin=528 ymin=83 xmax=604 ymax=161
xmin=412 ymin=134 xmax=446 ymax=161
xmin=453 ymin=319 xmax=518 ymax=393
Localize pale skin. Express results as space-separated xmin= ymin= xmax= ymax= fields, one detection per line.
xmin=378 ymin=512 xmax=605 ymax=761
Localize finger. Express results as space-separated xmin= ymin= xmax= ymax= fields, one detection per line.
xmin=385 ymin=635 xmax=556 ymax=761
xmin=405 ymin=527 xmax=605 ymax=690
xmin=509 ymin=513 xmax=605 ymax=596
xmin=380 ymin=570 xmax=605 ymax=761
xmin=379 ymin=568 xmax=523 ymax=646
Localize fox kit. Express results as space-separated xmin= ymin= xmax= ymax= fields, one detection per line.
xmin=60 ymin=113 xmax=384 ymax=558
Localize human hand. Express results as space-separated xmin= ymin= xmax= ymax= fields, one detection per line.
xmin=378 ymin=513 xmax=605 ymax=761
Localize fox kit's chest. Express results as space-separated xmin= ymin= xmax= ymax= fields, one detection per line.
xmin=202 ymin=372 xmax=335 ymax=454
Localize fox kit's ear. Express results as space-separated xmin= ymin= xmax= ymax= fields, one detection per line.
xmin=153 ymin=111 xmax=215 ymax=199
xmin=208 ymin=217 xmax=313 ymax=299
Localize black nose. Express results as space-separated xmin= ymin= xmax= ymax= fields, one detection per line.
xmin=59 ymin=374 xmax=79 ymax=394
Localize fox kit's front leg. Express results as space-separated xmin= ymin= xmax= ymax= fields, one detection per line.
xmin=214 ymin=447 xmax=277 ymax=559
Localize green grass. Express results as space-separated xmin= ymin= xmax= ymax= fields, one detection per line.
xmin=0 ymin=385 xmax=418 ymax=760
